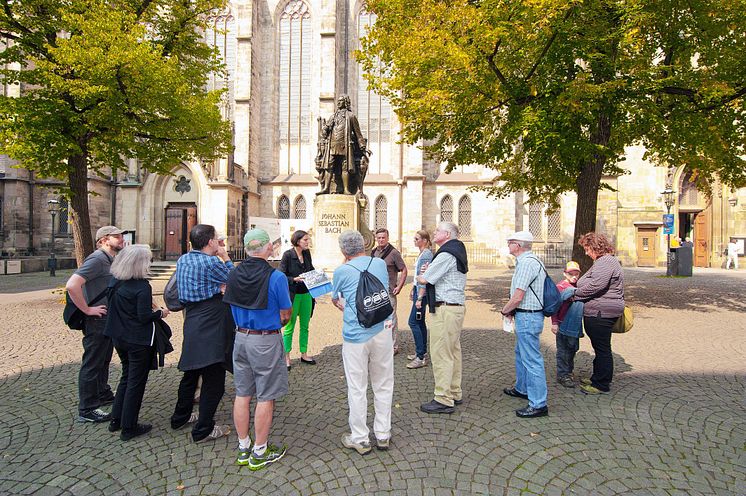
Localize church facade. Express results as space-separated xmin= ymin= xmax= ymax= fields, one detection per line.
xmin=1 ymin=0 xmax=744 ymax=269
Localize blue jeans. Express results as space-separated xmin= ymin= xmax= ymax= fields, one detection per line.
xmin=407 ymin=295 xmax=428 ymax=359
xmin=514 ymin=312 xmax=547 ymax=408
xmin=556 ymin=333 xmax=579 ymax=377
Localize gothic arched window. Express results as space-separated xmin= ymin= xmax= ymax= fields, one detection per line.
xmin=278 ymin=195 xmax=290 ymax=219
xmin=440 ymin=195 xmax=453 ymax=223
xmin=357 ymin=8 xmax=392 ymax=174
xmin=547 ymin=204 xmax=562 ymax=241
xmin=374 ymin=195 xmax=387 ymax=230
xmin=58 ymin=197 xmax=69 ymax=234
xmin=205 ymin=12 xmax=237 ymax=118
xmin=293 ymin=195 xmax=306 ymax=219
xmin=279 ymin=0 xmax=312 ymax=175
xmin=528 ymin=203 xmax=543 ymax=241
xmin=458 ymin=195 xmax=471 ymax=238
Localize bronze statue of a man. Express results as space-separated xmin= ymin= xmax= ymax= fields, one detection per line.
xmin=315 ymin=95 xmax=368 ymax=195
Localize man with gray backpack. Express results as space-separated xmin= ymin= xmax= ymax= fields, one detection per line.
xmin=501 ymin=230 xmax=558 ymax=419
xmin=332 ymin=230 xmax=394 ymax=455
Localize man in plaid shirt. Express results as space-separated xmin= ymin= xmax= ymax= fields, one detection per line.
xmin=170 ymin=224 xmax=235 ymax=443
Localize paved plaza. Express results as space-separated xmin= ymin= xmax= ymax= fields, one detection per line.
xmin=0 ymin=267 xmax=744 ymax=495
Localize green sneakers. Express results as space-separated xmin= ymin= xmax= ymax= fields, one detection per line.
xmin=236 ymin=447 xmax=251 ymax=466
xmin=579 ymin=384 xmax=607 ymax=395
xmin=248 ymin=444 xmax=287 ymax=471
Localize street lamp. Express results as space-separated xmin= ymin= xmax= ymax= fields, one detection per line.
xmin=662 ymin=188 xmax=676 ymax=276
xmin=47 ymin=199 xmax=60 ymax=277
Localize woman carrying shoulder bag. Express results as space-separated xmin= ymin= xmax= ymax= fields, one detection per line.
xmin=574 ymin=232 xmax=625 ymax=395
xmin=104 ymin=244 xmax=169 ymax=440
xmin=279 ymin=230 xmax=316 ymax=370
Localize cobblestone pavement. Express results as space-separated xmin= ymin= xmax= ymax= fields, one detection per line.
xmin=0 ymin=268 xmax=744 ymax=495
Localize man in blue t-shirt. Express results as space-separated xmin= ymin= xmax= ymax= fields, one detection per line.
xmin=332 ymin=230 xmax=394 ymax=455
xmin=223 ymin=228 xmax=292 ymax=471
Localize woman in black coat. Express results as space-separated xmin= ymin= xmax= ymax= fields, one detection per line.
xmin=279 ymin=230 xmax=315 ymax=370
xmin=104 ymin=244 xmax=169 ymax=441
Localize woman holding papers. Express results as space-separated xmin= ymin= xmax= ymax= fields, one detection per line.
xmin=279 ymin=230 xmax=316 ymax=369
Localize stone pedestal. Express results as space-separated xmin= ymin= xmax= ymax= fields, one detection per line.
xmin=312 ymin=195 xmax=359 ymax=272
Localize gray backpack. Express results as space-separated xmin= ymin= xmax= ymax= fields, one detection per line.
xmin=163 ymin=272 xmax=184 ymax=312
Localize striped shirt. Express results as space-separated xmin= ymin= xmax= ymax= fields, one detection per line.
xmin=510 ymin=252 xmax=545 ymax=310
xmin=423 ymin=251 xmax=466 ymax=305
xmin=176 ymin=251 xmax=234 ymax=303
xmin=574 ymin=254 xmax=625 ymax=318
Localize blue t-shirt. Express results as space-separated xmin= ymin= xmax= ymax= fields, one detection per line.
xmin=332 ymin=256 xmax=390 ymax=343
xmin=230 ymin=270 xmax=292 ymax=330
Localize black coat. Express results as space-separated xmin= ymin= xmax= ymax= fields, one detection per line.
xmin=279 ymin=248 xmax=314 ymax=299
xmin=104 ymin=279 xmax=163 ymax=346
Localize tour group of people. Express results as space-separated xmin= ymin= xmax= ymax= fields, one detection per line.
xmin=65 ymin=221 xmax=625 ymax=470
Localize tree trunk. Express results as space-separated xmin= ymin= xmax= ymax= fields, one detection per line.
xmin=67 ymin=153 xmax=95 ymax=265
xmin=572 ymin=111 xmax=612 ymax=273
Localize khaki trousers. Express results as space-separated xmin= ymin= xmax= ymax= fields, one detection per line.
xmin=390 ymin=294 xmax=399 ymax=351
xmin=429 ymin=305 xmax=465 ymax=407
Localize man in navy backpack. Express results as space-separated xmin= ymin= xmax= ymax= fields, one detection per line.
xmin=501 ymin=231 xmax=549 ymax=418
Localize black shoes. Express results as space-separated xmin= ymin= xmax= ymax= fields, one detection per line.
xmin=77 ymin=409 xmax=112 ymax=423
xmin=300 ymin=357 xmax=317 ymax=365
xmin=515 ymin=405 xmax=548 ymax=418
xmin=108 ymin=419 xmax=121 ymax=432
xmin=454 ymin=399 xmax=464 ymax=405
xmin=420 ymin=400 xmax=455 ymax=414
xmin=503 ymin=387 xmax=529 ymax=400
xmin=121 ymin=423 xmax=152 ymax=441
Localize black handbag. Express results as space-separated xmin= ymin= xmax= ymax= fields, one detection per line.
xmin=63 ymin=287 xmax=110 ymax=330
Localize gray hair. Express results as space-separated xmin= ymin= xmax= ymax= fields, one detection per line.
xmin=338 ymin=230 xmax=365 ymax=257
xmin=515 ymin=240 xmax=533 ymax=250
xmin=245 ymin=241 xmax=270 ymax=257
xmin=110 ymin=244 xmax=152 ymax=280
xmin=438 ymin=221 xmax=459 ymax=240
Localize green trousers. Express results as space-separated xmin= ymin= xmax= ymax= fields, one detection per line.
xmin=283 ymin=292 xmax=312 ymax=353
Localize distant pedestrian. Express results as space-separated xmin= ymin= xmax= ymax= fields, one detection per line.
xmin=371 ymin=228 xmax=407 ymax=355
xmin=407 ymin=230 xmax=433 ymax=369
xmin=65 ymin=225 xmax=125 ymax=423
xmin=726 ymin=238 xmax=739 ymax=270
xmin=551 ymin=261 xmax=583 ymax=388
xmin=333 ymin=230 xmax=394 ymax=454
xmin=104 ymin=244 xmax=169 ymax=441
xmin=575 ymin=232 xmax=625 ymax=395
xmin=501 ymin=231 xmax=549 ymax=418
xmin=170 ymin=224 xmax=234 ymax=443
xmin=224 ymin=228 xmax=291 ymax=470
xmin=279 ymin=230 xmax=316 ymax=369
xmin=418 ymin=222 xmax=468 ymax=414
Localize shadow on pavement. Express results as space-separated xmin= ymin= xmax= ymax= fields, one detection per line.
xmin=0 ymin=329 xmax=741 ymax=495
xmin=469 ymin=268 xmax=746 ymax=313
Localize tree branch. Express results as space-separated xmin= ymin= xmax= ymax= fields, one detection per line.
xmin=524 ymin=6 xmax=575 ymax=82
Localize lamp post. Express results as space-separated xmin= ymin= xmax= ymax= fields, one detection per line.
xmin=662 ymin=188 xmax=676 ymax=276
xmin=47 ymin=199 xmax=60 ymax=277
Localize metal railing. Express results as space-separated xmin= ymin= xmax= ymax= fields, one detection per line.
xmin=531 ymin=244 xmax=573 ymax=268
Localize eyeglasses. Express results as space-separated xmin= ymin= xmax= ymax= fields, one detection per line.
xmin=508 ymin=241 xmax=519 ymax=246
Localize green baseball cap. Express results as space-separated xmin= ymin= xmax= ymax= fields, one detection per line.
xmin=243 ymin=228 xmax=270 ymax=250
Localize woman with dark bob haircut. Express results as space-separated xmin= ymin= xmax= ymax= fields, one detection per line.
xmin=573 ymin=232 xmax=625 ymax=395
xmin=279 ymin=230 xmax=316 ymax=370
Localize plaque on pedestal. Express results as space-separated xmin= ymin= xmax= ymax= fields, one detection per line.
xmin=312 ymin=195 xmax=358 ymax=272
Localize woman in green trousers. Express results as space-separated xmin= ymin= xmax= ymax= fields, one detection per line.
xmin=279 ymin=230 xmax=316 ymax=370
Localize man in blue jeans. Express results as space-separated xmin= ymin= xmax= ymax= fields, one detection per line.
xmin=501 ymin=231 xmax=548 ymax=418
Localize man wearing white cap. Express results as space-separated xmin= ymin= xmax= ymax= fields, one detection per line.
xmin=66 ymin=225 xmax=125 ymax=423
xmin=501 ymin=231 xmax=549 ymax=418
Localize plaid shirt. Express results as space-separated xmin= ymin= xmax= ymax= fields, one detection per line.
xmin=423 ymin=251 xmax=466 ymax=305
xmin=176 ymin=251 xmax=234 ymax=303
xmin=510 ymin=251 xmax=544 ymax=310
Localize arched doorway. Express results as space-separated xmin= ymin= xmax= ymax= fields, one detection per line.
xmin=678 ymin=171 xmax=710 ymax=267
xmin=164 ymin=203 xmax=197 ymax=260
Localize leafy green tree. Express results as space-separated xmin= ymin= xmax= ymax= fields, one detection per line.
xmin=359 ymin=0 xmax=745 ymax=265
xmin=0 ymin=0 xmax=231 ymax=263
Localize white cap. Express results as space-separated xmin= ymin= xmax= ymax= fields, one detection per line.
xmin=507 ymin=230 xmax=534 ymax=242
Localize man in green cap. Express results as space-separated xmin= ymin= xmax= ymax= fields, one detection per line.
xmin=224 ymin=228 xmax=292 ymax=470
